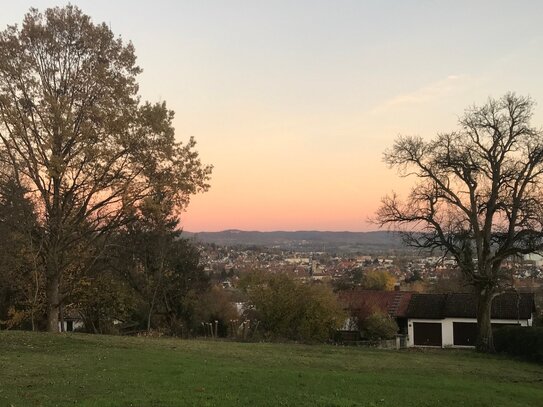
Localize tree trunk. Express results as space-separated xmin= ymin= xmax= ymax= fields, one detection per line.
xmin=46 ymin=273 xmax=60 ymax=333
xmin=146 ymin=249 xmax=166 ymax=332
xmin=476 ymin=289 xmax=495 ymax=353
xmin=147 ymin=283 xmax=160 ymax=332
xmin=31 ymin=268 xmax=40 ymax=331
xmin=59 ymin=304 xmax=65 ymax=332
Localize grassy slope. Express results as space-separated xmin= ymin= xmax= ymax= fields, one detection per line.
xmin=0 ymin=332 xmax=542 ymax=407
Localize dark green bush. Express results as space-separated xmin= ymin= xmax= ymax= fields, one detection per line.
xmin=360 ymin=312 xmax=399 ymax=340
xmin=241 ymin=273 xmax=346 ymax=342
xmin=494 ymin=326 xmax=543 ymax=364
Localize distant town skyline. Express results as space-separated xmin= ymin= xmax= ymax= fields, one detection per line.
xmin=3 ymin=1 xmax=543 ymax=231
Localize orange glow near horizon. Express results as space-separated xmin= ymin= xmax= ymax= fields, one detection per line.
xmin=176 ymin=107 xmax=420 ymax=232
xmin=5 ymin=1 xmax=543 ymax=232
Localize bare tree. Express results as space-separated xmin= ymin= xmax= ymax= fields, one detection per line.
xmin=0 ymin=6 xmax=211 ymax=332
xmin=377 ymin=93 xmax=543 ymax=352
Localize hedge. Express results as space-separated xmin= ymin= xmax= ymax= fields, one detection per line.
xmin=493 ymin=326 xmax=543 ymax=364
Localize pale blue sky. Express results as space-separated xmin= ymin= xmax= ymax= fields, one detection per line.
xmin=3 ymin=1 xmax=543 ymax=231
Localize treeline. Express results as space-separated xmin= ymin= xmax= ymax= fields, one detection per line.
xmin=0 ymin=178 xmax=224 ymax=335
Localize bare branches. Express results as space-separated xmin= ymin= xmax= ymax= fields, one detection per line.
xmin=377 ymin=93 xmax=543 ymax=292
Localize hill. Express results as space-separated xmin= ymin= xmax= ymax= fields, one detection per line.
xmin=1 ymin=331 xmax=542 ymax=406
xmin=185 ymin=230 xmax=408 ymax=253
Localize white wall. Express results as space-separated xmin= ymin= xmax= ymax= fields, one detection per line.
xmin=58 ymin=320 xmax=84 ymax=332
xmin=407 ymin=317 xmax=531 ymax=348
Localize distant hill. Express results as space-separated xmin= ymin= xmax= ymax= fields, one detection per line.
xmin=184 ymin=230 xmax=409 ymax=254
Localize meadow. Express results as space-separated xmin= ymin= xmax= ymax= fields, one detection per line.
xmin=1 ymin=331 xmax=542 ymax=407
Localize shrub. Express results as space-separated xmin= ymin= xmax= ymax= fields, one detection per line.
xmin=242 ymin=273 xmax=345 ymax=342
xmin=493 ymin=326 xmax=543 ymax=363
xmin=186 ymin=285 xmax=239 ymax=337
xmin=359 ymin=312 xmax=398 ymax=340
xmin=533 ymin=311 xmax=543 ymax=327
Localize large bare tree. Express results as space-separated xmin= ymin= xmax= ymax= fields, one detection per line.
xmin=0 ymin=6 xmax=211 ymax=332
xmin=377 ymin=93 xmax=543 ymax=352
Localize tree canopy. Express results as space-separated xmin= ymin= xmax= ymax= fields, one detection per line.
xmin=0 ymin=6 xmax=211 ymax=332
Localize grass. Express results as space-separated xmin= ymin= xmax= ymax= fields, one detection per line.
xmin=0 ymin=331 xmax=542 ymax=406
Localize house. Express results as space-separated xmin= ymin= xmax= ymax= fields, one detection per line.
xmin=336 ymin=289 xmax=537 ymax=348
xmin=58 ymin=310 xmax=84 ymax=332
xmin=406 ymin=292 xmax=536 ymax=348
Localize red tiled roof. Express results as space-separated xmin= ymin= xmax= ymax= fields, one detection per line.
xmin=339 ymin=290 xmax=536 ymax=321
xmin=338 ymin=289 xmax=414 ymax=318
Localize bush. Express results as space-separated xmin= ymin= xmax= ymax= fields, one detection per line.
xmin=359 ymin=312 xmax=398 ymax=340
xmin=494 ymin=326 xmax=543 ymax=363
xmin=242 ymin=273 xmax=345 ymax=342
xmin=533 ymin=311 xmax=543 ymax=327
xmin=186 ymin=285 xmax=239 ymax=337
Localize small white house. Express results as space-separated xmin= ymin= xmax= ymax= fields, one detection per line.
xmin=58 ymin=316 xmax=84 ymax=332
xmin=405 ymin=293 xmax=535 ymax=348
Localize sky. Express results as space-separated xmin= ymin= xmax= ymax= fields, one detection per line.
xmin=3 ymin=1 xmax=543 ymax=232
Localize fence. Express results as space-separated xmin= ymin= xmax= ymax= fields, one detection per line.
xmin=336 ymin=333 xmax=408 ymax=349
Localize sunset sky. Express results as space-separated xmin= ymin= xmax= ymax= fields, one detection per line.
xmin=3 ymin=1 xmax=543 ymax=232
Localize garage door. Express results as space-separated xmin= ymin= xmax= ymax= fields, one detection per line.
xmin=453 ymin=322 xmax=477 ymax=346
xmin=413 ymin=322 xmax=442 ymax=346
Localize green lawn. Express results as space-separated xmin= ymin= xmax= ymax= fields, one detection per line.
xmin=0 ymin=331 xmax=542 ymax=407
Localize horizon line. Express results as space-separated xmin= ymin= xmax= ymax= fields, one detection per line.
xmin=182 ymin=229 xmax=393 ymax=234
